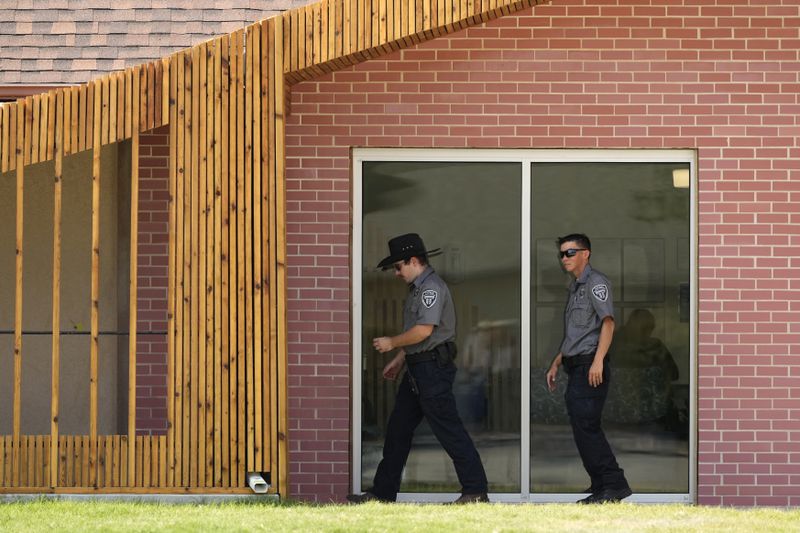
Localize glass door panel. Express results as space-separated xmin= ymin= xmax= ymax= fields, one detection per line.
xmin=361 ymin=161 xmax=522 ymax=493
xmin=530 ymin=162 xmax=691 ymax=494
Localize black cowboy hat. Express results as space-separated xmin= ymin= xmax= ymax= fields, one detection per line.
xmin=377 ymin=233 xmax=442 ymax=270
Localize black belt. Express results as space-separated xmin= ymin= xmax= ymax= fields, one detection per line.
xmin=405 ymin=342 xmax=457 ymax=366
xmin=562 ymin=354 xmax=595 ymax=370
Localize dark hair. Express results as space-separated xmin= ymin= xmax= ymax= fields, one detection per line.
xmin=557 ymin=233 xmax=591 ymax=251
xmin=411 ymin=254 xmax=429 ymax=266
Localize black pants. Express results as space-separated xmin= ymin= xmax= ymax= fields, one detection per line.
xmin=564 ymin=361 xmax=629 ymax=492
xmin=371 ymin=360 xmax=488 ymax=501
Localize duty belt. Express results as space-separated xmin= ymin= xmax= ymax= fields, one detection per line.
xmin=405 ymin=342 xmax=457 ymax=366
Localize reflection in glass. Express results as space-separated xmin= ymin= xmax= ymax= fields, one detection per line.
xmin=361 ymin=161 xmax=521 ymax=493
xmin=531 ymin=162 xmax=690 ymax=494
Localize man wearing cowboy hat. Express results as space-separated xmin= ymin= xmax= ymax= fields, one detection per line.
xmin=347 ymin=233 xmax=489 ymax=504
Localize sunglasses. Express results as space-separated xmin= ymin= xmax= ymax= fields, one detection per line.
xmin=559 ymin=248 xmax=587 ymax=259
xmin=393 ymin=261 xmax=407 ymax=272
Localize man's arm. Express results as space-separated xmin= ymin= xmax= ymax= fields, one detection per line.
xmin=588 ymin=316 xmax=615 ymax=387
xmin=373 ymin=324 xmax=434 ymax=353
xmin=546 ymin=352 xmax=563 ymax=392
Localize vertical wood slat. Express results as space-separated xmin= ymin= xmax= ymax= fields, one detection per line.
xmin=129 ymin=64 xmax=141 ymax=488
xmin=253 ymin=21 xmax=264 ymax=472
xmin=190 ymin=43 xmax=201 ymax=489
xmin=175 ymin=49 xmax=188 ymax=489
xmin=12 ymin=99 xmax=25 ymax=488
xmin=181 ymin=48 xmax=192 ymax=489
xmin=89 ymin=79 xmax=102 ymax=488
xmin=264 ymin=17 xmax=278 ymax=472
xmin=45 ymin=91 xmax=55 ymax=161
xmin=50 ymin=89 xmax=64 ymax=489
xmin=229 ymin=30 xmax=239 ymax=489
xmin=274 ymin=14 xmax=289 ymax=498
xmin=205 ymin=38 xmax=216 ymax=488
xmin=220 ymin=34 xmax=231 ymax=488
xmin=198 ymin=39 xmax=210 ymax=488
xmin=244 ymin=24 xmax=255 ymax=475
xmin=167 ymin=50 xmax=179 ymax=489
xmin=31 ymin=95 xmax=40 ymax=165
xmin=213 ymin=36 xmax=224 ymax=487
xmin=234 ymin=27 xmax=246 ymax=488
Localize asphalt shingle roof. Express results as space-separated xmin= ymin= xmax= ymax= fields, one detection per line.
xmin=1 ymin=1 xmax=305 ymax=85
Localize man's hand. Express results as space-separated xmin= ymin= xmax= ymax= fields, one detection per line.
xmin=588 ymin=359 xmax=604 ymax=387
xmin=383 ymin=353 xmax=405 ymax=381
xmin=373 ymin=336 xmax=394 ymax=353
xmin=546 ymin=365 xmax=559 ymax=392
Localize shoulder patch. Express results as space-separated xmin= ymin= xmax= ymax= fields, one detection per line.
xmin=421 ymin=289 xmax=438 ymax=309
xmin=591 ymin=284 xmax=609 ymax=302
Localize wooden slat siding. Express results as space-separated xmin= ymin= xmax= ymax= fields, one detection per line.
xmin=109 ymin=76 xmax=118 ymax=145
xmin=148 ymin=61 xmax=156 ymax=131
xmin=213 ymin=36 xmax=224 ymax=488
xmin=101 ymin=76 xmax=109 ymax=147
xmin=203 ymin=39 xmax=214 ymax=488
xmin=162 ymin=58 xmax=171 ymax=127
xmin=116 ymin=73 xmax=125 ymax=142
xmin=252 ymin=22 xmax=264 ymax=472
xmin=197 ymin=40 xmax=208 ymax=489
xmin=81 ymin=436 xmax=90 ymax=487
xmin=265 ymin=17 xmax=278 ymax=475
xmin=30 ymin=95 xmax=40 ymax=165
xmin=254 ymin=20 xmax=266 ymax=472
xmin=70 ymin=88 xmax=78 ymax=156
xmin=63 ymin=437 xmax=72 ymax=487
xmin=181 ymin=49 xmax=193 ymax=489
xmin=135 ymin=435 xmax=144 ymax=487
xmin=167 ymin=51 xmax=179 ymax=489
xmin=120 ymin=436 xmax=128 ymax=486
xmin=139 ymin=67 xmax=147 ymax=135
xmin=158 ymin=436 xmax=166 ymax=486
xmin=103 ymin=437 xmax=112 ymax=487
xmin=174 ymin=50 xmax=186 ymax=488
xmin=244 ymin=24 xmax=255 ymax=476
xmin=50 ymin=89 xmax=64 ymax=489
xmin=22 ymin=97 xmax=32 ymax=167
xmin=86 ymin=82 xmax=94 ymax=152
xmin=274 ymin=15 xmax=289 ymax=499
xmin=12 ymin=100 xmax=25 ymax=488
xmin=154 ymin=60 xmax=163 ymax=129
xmin=45 ymin=91 xmax=55 ymax=161
xmin=227 ymin=31 xmax=238 ymax=488
xmin=111 ymin=435 xmax=120 ymax=487
xmin=89 ymin=79 xmax=102 ymax=488
xmin=0 ymin=105 xmax=8 ymax=172
xmin=234 ymin=27 xmax=246 ymax=489
xmin=143 ymin=436 xmax=151 ymax=488
xmin=129 ymin=64 xmax=141 ymax=488
xmin=190 ymin=43 xmax=201 ymax=489
xmin=220 ymin=34 xmax=231 ymax=489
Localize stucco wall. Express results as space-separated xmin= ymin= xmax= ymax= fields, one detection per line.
xmin=285 ymin=0 xmax=800 ymax=505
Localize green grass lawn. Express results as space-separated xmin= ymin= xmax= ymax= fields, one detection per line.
xmin=1 ymin=500 xmax=799 ymax=532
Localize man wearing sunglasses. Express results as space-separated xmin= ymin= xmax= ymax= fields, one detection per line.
xmin=546 ymin=233 xmax=632 ymax=504
xmin=347 ymin=233 xmax=489 ymax=505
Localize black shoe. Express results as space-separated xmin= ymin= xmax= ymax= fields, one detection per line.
xmin=577 ymin=492 xmax=601 ymax=504
xmin=594 ymin=487 xmax=633 ymax=503
xmin=346 ymin=491 xmax=381 ymax=504
xmin=451 ymin=492 xmax=490 ymax=504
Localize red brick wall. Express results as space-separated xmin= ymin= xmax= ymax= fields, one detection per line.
xmin=136 ymin=125 xmax=170 ymax=435
xmin=285 ymin=0 xmax=800 ymax=505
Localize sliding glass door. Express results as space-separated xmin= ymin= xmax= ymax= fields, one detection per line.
xmin=353 ymin=150 xmax=695 ymax=502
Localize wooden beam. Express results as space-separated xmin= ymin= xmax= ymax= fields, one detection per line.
xmin=128 ymin=65 xmax=141 ymax=488
xmin=89 ymin=79 xmax=102 ymax=487
xmin=12 ymin=99 xmax=25 ymax=488
xmin=50 ymin=89 xmax=64 ymax=488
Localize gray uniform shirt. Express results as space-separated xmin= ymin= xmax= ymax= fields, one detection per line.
xmin=403 ymin=267 xmax=456 ymax=355
xmin=560 ymin=264 xmax=615 ymax=358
